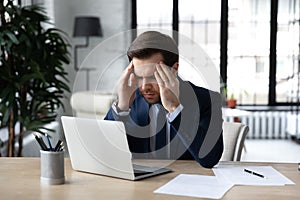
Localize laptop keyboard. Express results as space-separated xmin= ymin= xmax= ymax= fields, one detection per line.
xmin=133 ymin=169 xmax=153 ymax=176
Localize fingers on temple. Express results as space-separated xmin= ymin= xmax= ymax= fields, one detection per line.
xmin=129 ymin=73 xmax=136 ymax=87
xmin=122 ymin=61 xmax=134 ymax=81
xmin=154 ymin=71 xmax=164 ymax=86
xmin=159 ymin=63 xmax=177 ymax=86
xmin=156 ymin=64 xmax=169 ymax=82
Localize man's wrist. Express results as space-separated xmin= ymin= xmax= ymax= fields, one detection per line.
xmin=167 ymin=104 xmax=184 ymax=122
xmin=112 ymin=100 xmax=131 ymax=115
xmin=116 ymin=99 xmax=129 ymax=111
xmin=167 ymin=101 xmax=180 ymax=113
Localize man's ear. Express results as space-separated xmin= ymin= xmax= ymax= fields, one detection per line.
xmin=172 ymin=62 xmax=179 ymax=72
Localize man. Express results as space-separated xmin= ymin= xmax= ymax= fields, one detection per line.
xmin=105 ymin=31 xmax=223 ymax=168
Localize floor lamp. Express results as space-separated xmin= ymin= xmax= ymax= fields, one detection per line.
xmin=73 ymin=16 xmax=103 ymax=90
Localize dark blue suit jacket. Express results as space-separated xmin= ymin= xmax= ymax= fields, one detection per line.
xmin=104 ymin=80 xmax=223 ymax=168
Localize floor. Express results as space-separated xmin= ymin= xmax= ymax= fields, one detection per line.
xmin=241 ymin=139 xmax=300 ymax=163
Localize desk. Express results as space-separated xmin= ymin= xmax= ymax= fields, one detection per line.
xmin=222 ymin=107 xmax=251 ymax=122
xmin=0 ymin=158 xmax=299 ymax=200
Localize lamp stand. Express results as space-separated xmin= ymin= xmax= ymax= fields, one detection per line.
xmin=74 ymin=37 xmax=95 ymax=90
xmin=74 ymin=37 xmax=89 ymax=71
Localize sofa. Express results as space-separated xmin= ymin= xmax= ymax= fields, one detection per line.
xmin=70 ymin=91 xmax=117 ymax=120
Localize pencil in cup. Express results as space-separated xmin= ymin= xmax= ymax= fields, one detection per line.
xmin=33 ymin=133 xmax=64 ymax=152
xmin=33 ymin=133 xmax=48 ymax=151
xmin=54 ymin=140 xmax=64 ymax=152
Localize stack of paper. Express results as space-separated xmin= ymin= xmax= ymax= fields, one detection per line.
xmin=212 ymin=166 xmax=295 ymax=186
xmin=154 ymin=165 xmax=295 ymax=199
xmin=154 ymin=174 xmax=234 ymax=199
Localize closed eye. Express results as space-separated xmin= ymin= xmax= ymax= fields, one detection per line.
xmin=133 ymin=72 xmax=156 ymax=80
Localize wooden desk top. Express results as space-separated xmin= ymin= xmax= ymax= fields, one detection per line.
xmin=0 ymin=158 xmax=299 ymax=200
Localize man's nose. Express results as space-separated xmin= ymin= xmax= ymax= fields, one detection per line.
xmin=141 ymin=78 xmax=152 ymax=90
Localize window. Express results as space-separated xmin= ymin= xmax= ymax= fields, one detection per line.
xmin=276 ymin=0 xmax=300 ymax=104
xmin=133 ymin=0 xmax=300 ymax=106
xmin=136 ymin=0 xmax=221 ymax=90
xmin=179 ymin=0 xmax=221 ymax=68
xmin=136 ymin=0 xmax=172 ymax=30
xmin=227 ymin=0 xmax=270 ymax=105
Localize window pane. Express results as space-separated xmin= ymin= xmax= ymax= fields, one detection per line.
xmin=227 ymin=0 xmax=270 ymax=105
xmin=178 ymin=0 xmax=221 ymax=88
xmin=276 ymin=0 xmax=300 ymax=103
xmin=179 ymin=0 xmax=220 ymax=66
xmin=137 ymin=0 xmax=173 ymax=30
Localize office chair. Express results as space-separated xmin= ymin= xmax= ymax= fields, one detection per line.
xmin=220 ymin=122 xmax=249 ymax=161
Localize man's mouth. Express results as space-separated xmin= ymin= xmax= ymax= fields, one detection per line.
xmin=143 ymin=93 xmax=155 ymax=99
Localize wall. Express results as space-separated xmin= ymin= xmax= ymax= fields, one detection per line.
xmin=52 ymin=0 xmax=131 ymax=116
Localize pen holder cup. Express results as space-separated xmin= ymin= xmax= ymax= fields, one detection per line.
xmin=40 ymin=150 xmax=65 ymax=185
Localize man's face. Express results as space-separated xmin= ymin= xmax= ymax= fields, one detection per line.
xmin=132 ymin=53 xmax=164 ymax=104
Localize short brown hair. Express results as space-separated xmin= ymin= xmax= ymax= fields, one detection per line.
xmin=127 ymin=31 xmax=179 ymax=67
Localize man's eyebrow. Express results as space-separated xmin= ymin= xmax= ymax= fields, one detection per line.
xmin=132 ymin=70 xmax=142 ymax=78
xmin=132 ymin=69 xmax=139 ymax=76
xmin=133 ymin=72 xmax=142 ymax=78
xmin=132 ymin=70 xmax=156 ymax=79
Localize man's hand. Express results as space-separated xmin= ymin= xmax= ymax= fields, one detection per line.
xmin=154 ymin=62 xmax=180 ymax=113
xmin=117 ymin=61 xmax=136 ymax=111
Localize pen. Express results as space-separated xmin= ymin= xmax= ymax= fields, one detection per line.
xmin=45 ymin=134 xmax=53 ymax=151
xmin=38 ymin=134 xmax=49 ymax=151
xmin=244 ymin=168 xmax=265 ymax=178
xmin=36 ymin=133 xmax=49 ymax=150
xmin=33 ymin=133 xmax=48 ymax=151
xmin=59 ymin=145 xmax=64 ymax=152
xmin=54 ymin=140 xmax=63 ymax=152
xmin=57 ymin=141 xmax=64 ymax=152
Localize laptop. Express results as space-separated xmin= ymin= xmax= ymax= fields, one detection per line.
xmin=61 ymin=116 xmax=171 ymax=181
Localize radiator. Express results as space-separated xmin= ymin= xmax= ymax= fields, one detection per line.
xmin=224 ymin=111 xmax=289 ymax=139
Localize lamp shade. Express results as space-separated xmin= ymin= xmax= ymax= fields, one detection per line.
xmin=73 ymin=16 xmax=103 ymax=37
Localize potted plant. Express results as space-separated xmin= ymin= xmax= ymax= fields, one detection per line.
xmin=222 ymin=84 xmax=236 ymax=109
xmin=226 ymin=93 xmax=237 ymax=109
xmin=0 ymin=0 xmax=70 ymax=156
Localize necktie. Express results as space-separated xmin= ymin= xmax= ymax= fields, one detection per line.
xmin=149 ymin=104 xmax=159 ymax=157
xmin=149 ymin=104 xmax=168 ymax=158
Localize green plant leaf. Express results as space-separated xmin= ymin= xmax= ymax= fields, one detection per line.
xmin=3 ymin=30 xmax=19 ymax=45
xmin=0 ymin=3 xmax=70 ymax=156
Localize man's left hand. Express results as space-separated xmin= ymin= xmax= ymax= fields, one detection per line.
xmin=154 ymin=62 xmax=180 ymax=113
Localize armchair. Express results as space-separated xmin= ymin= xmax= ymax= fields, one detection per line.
xmin=220 ymin=122 xmax=249 ymax=161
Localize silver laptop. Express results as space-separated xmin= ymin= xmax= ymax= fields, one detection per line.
xmin=61 ymin=116 xmax=171 ymax=180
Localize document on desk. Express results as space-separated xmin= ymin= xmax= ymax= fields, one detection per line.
xmin=154 ymin=174 xmax=234 ymax=199
xmin=213 ymin=166 xmax=295 ymax=186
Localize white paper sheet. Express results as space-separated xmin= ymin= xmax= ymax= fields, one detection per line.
xmin=154 ymin=174 xmax=234 ymax=199
xmin=213 ymin=166 xmax=295 ymax=186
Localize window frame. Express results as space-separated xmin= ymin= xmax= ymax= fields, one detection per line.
xmin=131 ymin=0 xmax=300 ymax=107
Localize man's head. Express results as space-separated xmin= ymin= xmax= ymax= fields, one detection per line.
xmin=127 ymin=31 xmax=179 ymax=67
xmin=127 ymin=31 xmax=179 ymax=104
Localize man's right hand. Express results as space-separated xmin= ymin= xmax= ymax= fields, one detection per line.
xmin=117 ymin=61 xmax=136 ymax=111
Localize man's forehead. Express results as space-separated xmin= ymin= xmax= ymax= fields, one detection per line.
xmin=134 ymin=64 xmax=156 ymax=76
xmin=133 ymin=62 xmax=157 ymax=68
xmin=133 ymin=61 xmax=158 ymax=73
